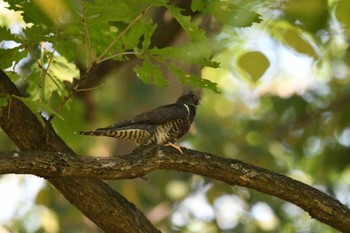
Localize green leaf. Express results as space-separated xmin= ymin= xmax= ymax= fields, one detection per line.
xmin=25 ymin=58 xmax=71 ymax=102
xmin=84 ymin=0 xmax=153 ymax=57
xmin=168 ymin=64 xmax=220 ymax=93
xmin=86 ymin=0 xmax=136 ymax=24
xmin=49 ymin=56 xmax=79 ymax=83
xmin=166 ymin=5 xmax=206 ymax=42
xmin=150 ymin=43 xmax=218 ymax=67
xmin=26 ymin=68 xmax=42 ymax=100
xmin=191 ymin=0 xmax=206 ymax=12
xmin=142 ymin=20 xmax=157 ymax=50
xmin=0 ymin=27 xmax=24 ymax=69
xmin=22 ymin=25 xmax=50 ymax=46
xmin=8 ymin=0 xmax=54 ymax=27
xmin=0 ymin=46 xmax=24 ymax=70
xmin=134 ymin=59 xmax=168 ymax=86
xmin=0 ymin=27 xmax=16 ymax=40
xmin=35 ymin=100 xmax=64 ymax=120
xmin=191 ymin=0 xmax=261 ymax=27
xmin=15 ymin=96 xmax=64 ymax=121
xmin=122 ymin=19 xmax=156 ymax=50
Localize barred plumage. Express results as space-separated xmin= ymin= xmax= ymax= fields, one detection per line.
xmin=76 ymin=94 xmax=199 ymax=152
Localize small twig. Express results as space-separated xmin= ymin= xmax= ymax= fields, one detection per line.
xmin=81 ymin=0 xmax=93 ymax=66
xmin=75 ymin=83 xmax=105 ymax=92
xmin=39 ymin=43 xmax=46 ymax=102
xmin=98 ymin=51 xmax=143 ymax=64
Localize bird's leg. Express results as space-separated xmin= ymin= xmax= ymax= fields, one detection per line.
xmin=164 ymin=142 xmax=184 ymax=154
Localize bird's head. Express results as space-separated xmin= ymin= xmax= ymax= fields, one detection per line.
xmin=176 ymin=94 xmax=200 ymax=107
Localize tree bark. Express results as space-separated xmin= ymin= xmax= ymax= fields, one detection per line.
xmin=1 ymin=148 xmax=350 ymax=233
xmin=0 ymin=69 xmax=159 ymax=233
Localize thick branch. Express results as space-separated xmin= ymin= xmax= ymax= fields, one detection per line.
xmin=0 ymin=69 xmax=159 ymax=233
xmin=0 ymin=147 xmax=349 ymax=233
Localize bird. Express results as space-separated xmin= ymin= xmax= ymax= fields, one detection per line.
xmin=76 ymin=94 xmax=199 ymax=153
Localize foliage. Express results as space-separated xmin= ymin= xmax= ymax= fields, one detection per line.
xmin=0 ymin=0 xmax=233 ymax=120
xmin=1 ymin=0 xmax=350 ymax=232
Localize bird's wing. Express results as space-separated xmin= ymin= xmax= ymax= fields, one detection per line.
xmin=103 ymin=103 xmax=189 ymax=129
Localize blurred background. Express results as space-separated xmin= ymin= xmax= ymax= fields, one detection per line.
xmin=1 ymin=0 xmax=350 ymax=232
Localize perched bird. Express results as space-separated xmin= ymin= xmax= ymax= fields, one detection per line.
xmin=76 ymin=94 xmax=199 ymax=153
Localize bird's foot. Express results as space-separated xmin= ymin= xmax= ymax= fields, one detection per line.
xmin=164 ymin=142 xmax=185 ymax=154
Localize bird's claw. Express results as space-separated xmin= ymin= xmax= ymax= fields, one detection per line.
xmin=164 ymin=142 xmax=185 ymax=154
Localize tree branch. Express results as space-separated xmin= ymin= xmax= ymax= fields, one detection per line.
xmin=0 ymin=147 xmax=350 ymax=233
xmin=0 ymin=69 xmax=159 ymax=233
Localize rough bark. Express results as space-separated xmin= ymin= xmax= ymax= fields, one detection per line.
xmin=1 ymin=148 xmax=350 ymax=233
xmin=0 ymin=69 xmax=159 ymax=233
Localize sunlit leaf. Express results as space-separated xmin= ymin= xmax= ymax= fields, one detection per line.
xmin=25 ymin=56 xmax=75 ymax=101
xmin=49 ymin=56 xmax=79 ymax=83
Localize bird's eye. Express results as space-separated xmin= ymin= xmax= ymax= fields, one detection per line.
xmin=193 ymin=95 xmax=198 ymax=103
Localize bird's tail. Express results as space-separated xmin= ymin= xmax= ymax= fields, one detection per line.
xmin=75 ymin=128 xmax=151 ymax=144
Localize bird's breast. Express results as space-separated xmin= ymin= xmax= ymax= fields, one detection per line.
xmin=154 ymin=118 xmax=190 ymax=145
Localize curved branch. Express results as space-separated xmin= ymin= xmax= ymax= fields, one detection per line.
xmin=0 ymin=147 xmax=350 ymax=233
